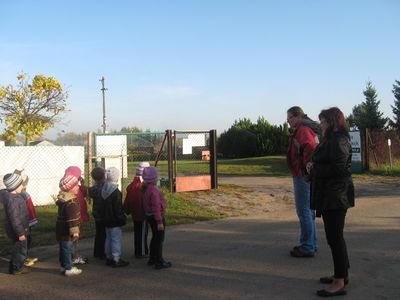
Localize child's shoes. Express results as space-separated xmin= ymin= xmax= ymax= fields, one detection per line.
xmin=64 ymin=267 xmax=82 ymax=276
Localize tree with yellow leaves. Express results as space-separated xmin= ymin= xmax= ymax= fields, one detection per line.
xmin=0 ymin=73 xmax=68 ymax=145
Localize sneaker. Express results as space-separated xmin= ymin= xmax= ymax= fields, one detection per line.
xmin=113 ymin=259 xmax=129 ymax=268
xmin=64 ymin=267 xmax=82 ymax=276
xmin=290 ymin=247 xmax=315 ymax=258
xmin=72 ymin=256 xmax=89 ymax=265
xmin=24 ymin=257 xmax=38 ymax=267
xmin=155 ymin=260 xmax=172 ymax=270
xmin=12 ymin=267 xmax=31 ymax=275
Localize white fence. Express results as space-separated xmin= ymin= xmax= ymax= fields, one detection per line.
xmin=0 ymin=145 xmax=84 ymax=206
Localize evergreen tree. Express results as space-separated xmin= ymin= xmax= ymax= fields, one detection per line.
xmin=389 ymin=80 xmax=400 ymax=131
xmin=348 ymin=81 xmax=387 ymax=131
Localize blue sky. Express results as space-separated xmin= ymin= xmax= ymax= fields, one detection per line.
xmin=1 ymin=1 xmax=399 ymax=138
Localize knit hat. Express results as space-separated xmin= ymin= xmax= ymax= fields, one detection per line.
xmin=91 ymin=167 xmax=106 ymax=181
xmin=3 ymin=173 xmax=23 ymax=192
xmin=105 ymin=167 xmax=120 ymax=183
xmin=14 ymin=169 xmax=29 ymax=186
xmin=142 ymin=166 xmax=158 ymax=184
xmin=136 ymin=162 xmax=150 ymax=176
xmin=59 ymin=175 xmax=79 ymax=192
xmin=64 ymin=166 xmax=82 ymax=179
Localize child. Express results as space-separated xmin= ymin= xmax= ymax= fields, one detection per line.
xmin=88 ymin=167 xmax=106 ymax=259
xmin=123 ymin=162 xmax=150 ymax=258
xmin=142 ymin=166 xmax=171 ymax=269
xmin=14 ymin=169 xmax=39 ymax=267
xmin=63 ymin=166 xmax=89 ymax=265
xmin=3 ymin=173 xmax=30 ymax=275
xmin=56 ymin=173 xmax=83 ymax=276
xmin=102 ymin=167 xmax=129 ymax=267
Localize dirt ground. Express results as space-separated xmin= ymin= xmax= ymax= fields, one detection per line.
xmin=195 ymin=175 xmax=400 ymax=218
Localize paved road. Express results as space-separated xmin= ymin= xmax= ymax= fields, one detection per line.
xmin=0 ymin=177 xmax=399 ymax=299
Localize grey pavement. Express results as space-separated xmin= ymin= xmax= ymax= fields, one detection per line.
xmin=0 ymin=177 xmax=399 ymax=300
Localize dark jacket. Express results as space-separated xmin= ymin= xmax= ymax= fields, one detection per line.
xmin=310 ymin=131 xmax=355 ymax=217
xmin=56 ymin=191 xmax=81 ymax=241
xmin=4 ymin=192 xmax=29 ymax=241
xmin=103 ymin=188 xmax=126 ymax=228
xmin=89 ymin=182 xmax=105 ymax=221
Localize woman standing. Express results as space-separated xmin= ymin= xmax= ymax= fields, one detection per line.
xmin=307 ymin=107 xmax=355 ymax=297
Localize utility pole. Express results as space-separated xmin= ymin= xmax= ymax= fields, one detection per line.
xmin=100 ymin=76 xmax=107 ymax=133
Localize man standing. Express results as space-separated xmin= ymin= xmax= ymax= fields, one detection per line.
xmin=286 ymin=106 xmax=319 ymax=257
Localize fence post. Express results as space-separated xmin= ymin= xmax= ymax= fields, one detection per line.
xmin=166 ymin=130 xmax=174 ymax=192
xmin=87 ymin=132 xmax=93 ymax=187
xmin=210 ymin=129 xmax=218 ymax=189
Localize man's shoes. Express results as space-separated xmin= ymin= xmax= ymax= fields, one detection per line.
xmin=72 ymin=256 xmax=89 ymax=265
xmin=12 ymin=267 xmax=30 ymax=275
xmin=320 ymin=276 xmax=349 ymax=285
xmin=24 ymin=257 xmax=38 ymax=267
xmin=64 ymin=267 xmax=82 ymax=276
xmin=317 ymin=287 xmax=346 ymax=297
xmin=154 ymin=260 xmax=172 ymax=270
xmin=290 ymin=247 xmax=315 ymax=258
xmin=112 ymin=259 xmax=129 ymax=268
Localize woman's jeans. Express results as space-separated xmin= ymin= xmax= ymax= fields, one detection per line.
xmin=105 ymin=226 xmax=122 ymax=262
xmin=59 ymin=241 xmax=73 ymax=270
xmin=293 ymin=176 xmax=317 ymax=254
xmin=322 ymin=210 xmax=350 ymax=279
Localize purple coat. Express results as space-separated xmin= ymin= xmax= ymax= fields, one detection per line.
xmin=142 ymin=184 xmax=166 ymax=224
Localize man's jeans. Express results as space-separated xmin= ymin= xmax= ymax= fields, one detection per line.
xmin=105 ymin=227 xmax=122 ymax=262
xmin=293 ymin=176 xmax=317 ymax=254
xmin=10 ymin=239 xmax=27 ymax=273
xmin=59 ymin=241 xmax=73 ymax=270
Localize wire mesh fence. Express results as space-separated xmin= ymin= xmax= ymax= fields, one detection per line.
xmin=90 ymin=132 xmax=169 ymax=192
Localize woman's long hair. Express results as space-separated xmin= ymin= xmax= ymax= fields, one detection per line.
xmin=319 ymin=107 xmax=349 ymax=138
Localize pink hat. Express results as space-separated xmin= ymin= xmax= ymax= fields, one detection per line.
xmin=59 ymin=175 xmax=79 ymax=192
xmin=64 ymin=166 xmax=82 ymax=179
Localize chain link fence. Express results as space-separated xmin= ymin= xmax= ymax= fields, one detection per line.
xmin=90 ymin=132 xmax=169 ymax=193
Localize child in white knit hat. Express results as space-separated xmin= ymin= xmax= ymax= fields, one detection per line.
xmin=102 ymin=167 xmax=129 ymax=267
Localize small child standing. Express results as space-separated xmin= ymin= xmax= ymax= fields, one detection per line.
xmin=88 ymin=167 xmax=106 ymax=259
xmin=63 ymin=166 xmax=89 ymax=265
xmin=14 ymin=169 xmax=39 ymax=267
xmin=56 ymin=173 xmax=83 ymax=276
xmin=3 ymin=173 xmax=30 ymax=275
xmin=123 ymin=162 xmax=150 ymax=259
xmin=142 ymin=166 xmax=171 ymax=270
xmin=102 ymin=167 xmax=129 ymax=267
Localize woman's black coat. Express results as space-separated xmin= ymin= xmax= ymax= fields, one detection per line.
xmin=310 ymin=131 xmax=355 ymax=217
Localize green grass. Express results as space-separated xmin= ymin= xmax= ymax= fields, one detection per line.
xmin=124 ymin=156 xmax=290 ymax=177
xmin=218 ymin=156 xmax=289 ymax=176
xmin=368 ymin=161 xmax=400 ymax=177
